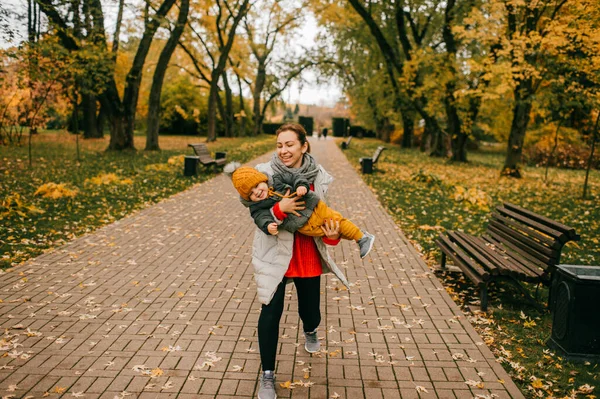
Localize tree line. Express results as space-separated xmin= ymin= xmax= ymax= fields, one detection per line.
xmin=311 ymin=0 xmax=600 ymax=177
xmin=0 ymin=0 xmax=317 ymax=151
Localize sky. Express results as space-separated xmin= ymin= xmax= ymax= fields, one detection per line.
xmin=280 ymin=14 xmax=343 ymax=107
xmin=0 ymin=1 xmax=344 ymax=107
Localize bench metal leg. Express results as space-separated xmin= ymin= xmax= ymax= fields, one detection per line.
xmin=440 ymin=252 xmax=447 ymax=269
xmin=480 ymin=285 xmax=488 ymax=312
xmin=501 ymin=276 xmax=545 ymax=312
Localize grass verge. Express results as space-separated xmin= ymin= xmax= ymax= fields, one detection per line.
xmin=342 ymin=138 xmax=599 ymax=399
xmin=1 ymin=130 xmax=275 ymax=269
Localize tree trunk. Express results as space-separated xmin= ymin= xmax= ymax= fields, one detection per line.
xmin=222 ymin=70 xmax=234 ymax=137
xmin=216 ymin=88 xmax=226 ymax=138
xmin=429 ymin=119 xmax=446 ymax=157
xmin=82 ymin=94 xmax=101 ymax=138
xmin=401 ymin=106 xmax=415 ymax=147
xmin=446 ymin=82 xmax=466 ymax=162
xmin=381 ymin=118 xmax=393 ymax=143
xmin=146 ymin=0 xmax=189 ymax=151
xmin=502 ymin=79 xmax=533 ymax=177
xmin=111 ymin=0 xmax=124 ymax=54
xmin=582 ymin=112 xmax=599 ymax=199
xmin=120 ymin=0 xmax=177 ymax=147
xmin=442 ymin=0 xmax=466 ymax=162
xmin=451 ymin=127 xmax=468 ymax=162
xmin=253 ymin=57 xmax=266 ymax=136
xmin=207 ymin=71 xmax=220 ymax=142
xmin=206 ymin=0 xmax=250 ymax=141
xmin=97 ymin=104 xmax=106 ymax=135
xmin=236 ymin=71 xmax=246 ymax=136
xmin=420 ymin=121 xmax=430 ymax=152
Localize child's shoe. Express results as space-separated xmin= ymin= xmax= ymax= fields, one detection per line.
xmin=358 ymin=232 xmax=375 ymax=258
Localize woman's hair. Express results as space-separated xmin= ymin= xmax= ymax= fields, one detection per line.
xmin=276 ymin=123 xmax=311 ymax=153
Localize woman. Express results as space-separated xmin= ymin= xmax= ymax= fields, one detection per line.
xmin=251 ymin=123 xmax=350 ymax=399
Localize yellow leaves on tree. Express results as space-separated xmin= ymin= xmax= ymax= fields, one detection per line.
xmin=34 ymin=183 xmax=78 ymax=199
xmin=85 ymin=173 xmax=133 ymax=186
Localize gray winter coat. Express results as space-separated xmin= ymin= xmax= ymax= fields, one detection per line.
xmin=242 ymin=161 xmax=350 ymax=305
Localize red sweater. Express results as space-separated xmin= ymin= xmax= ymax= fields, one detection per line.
xmin=272 ymin=186 xmax=340 ymax=278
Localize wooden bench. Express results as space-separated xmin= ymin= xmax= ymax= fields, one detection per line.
xmin=341 ymin=136 xmax=352 ymax=149
xmin=188 ymin=143 xmax=227 ymax=170
xmin=436 ymin=202 xmax=580 ymax=311
xmin=359 ymin=146 xmax=386 ymax=174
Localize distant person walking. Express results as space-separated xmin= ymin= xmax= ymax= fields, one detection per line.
xmin=233 ymin=123 xmax=348 ymax=399
xmin=322 ymin=127 xmax=328 ymax=140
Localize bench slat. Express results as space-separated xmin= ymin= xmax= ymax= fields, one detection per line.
xmin=491 ymin=212 xmax=561 ymax=250
xmin=436 ymin=237 xmax=487 ymax=285
xmin=457 ymin=232 xmax=540 ymax=279
xmin=373 ymin=146 xmax=386 ymax=163
xmin=486 ymin=221 xmax=558 ymax=261
xmin=487 ymin=220 xmax=558 ymax=259
xmin=188 ymin=143 xmax=226 ymax=167
xmin=496 ymin=206 xmax=566 ymax=243
xmin=485 ymin=229 xmax=555 ymax=271
xmin=448 ymin=232 xmax=501 ymax=276
xmin=438 ymin=234 xmax=491 ymax=281
xmin=504 ymin=202 xmax=580 ymax=241
xmin=476 ymin=234 xmax=547 ymax=280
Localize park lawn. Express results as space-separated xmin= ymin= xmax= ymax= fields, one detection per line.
xmin=0 ymin=130 xmax=275 ymax=270
xmin=343 ymin=138 xmax=599 ymax=399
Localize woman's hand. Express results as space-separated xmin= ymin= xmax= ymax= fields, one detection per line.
xmin=278 ymin=189 xmax=306 ymax=217
xmin=321 ymin=219 xmax=341 ymax=241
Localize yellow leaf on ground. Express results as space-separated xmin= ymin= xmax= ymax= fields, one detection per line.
xmin=151 ymin=368 xmax=164 ymax=378
xmin=531 ymin=379 xmax=544 ymax=389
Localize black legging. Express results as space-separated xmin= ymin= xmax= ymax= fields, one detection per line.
xmin=258 ymin=276 xmax=321 ymax=371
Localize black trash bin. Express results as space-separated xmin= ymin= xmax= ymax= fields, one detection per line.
xmin=361 ymin=158 xmax=373 ymax=174
xmin=547 ymin=264 xmax=600 ymax=362
xmin=184 ymin=156 xmax=199 ymax=176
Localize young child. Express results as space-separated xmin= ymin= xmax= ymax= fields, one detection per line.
xmin=230 ymin=165 xmax=375 ymax=258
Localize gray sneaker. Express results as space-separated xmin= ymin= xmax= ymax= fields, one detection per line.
xmin=358 ymin=232 xmax=375 ymax=258
xmin=258 ymin=370 xmax=277 ymax=399
xmin=304 ymin=329 xmax=320 ymax=353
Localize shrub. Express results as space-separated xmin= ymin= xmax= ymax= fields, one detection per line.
xmin=410 ymin=169 xmax=442 ymax=185
xmin=523 ymin=126 xmax=599 ymax=170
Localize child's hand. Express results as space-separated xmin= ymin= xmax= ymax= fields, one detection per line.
xmin=267 ymin=223 xmax=279 ymax=235
xmin=296 ymin=186 xmax=308 ymax=197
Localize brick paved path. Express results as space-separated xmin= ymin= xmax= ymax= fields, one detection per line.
xmin=0 ymin=138 xmax=524 ymax=399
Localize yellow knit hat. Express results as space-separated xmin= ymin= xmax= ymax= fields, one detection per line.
xmin=231 ymin=167 xmax=269 ymax=200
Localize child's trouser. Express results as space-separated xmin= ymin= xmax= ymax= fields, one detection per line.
xmin=297 ymin=200 xmax=362 ymax=241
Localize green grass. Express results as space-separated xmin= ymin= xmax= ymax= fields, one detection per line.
xmin=0 ymin=130 xmax=275 ymax=269
xmin=342 ymin=138 xmax=600 ymax=399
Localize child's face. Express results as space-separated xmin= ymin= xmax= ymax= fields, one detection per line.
xmin=249 ymin=182 xmax=269 ymax=202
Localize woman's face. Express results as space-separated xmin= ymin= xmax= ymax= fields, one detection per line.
xmin=277 ymin=130 xmax=307 ymax=169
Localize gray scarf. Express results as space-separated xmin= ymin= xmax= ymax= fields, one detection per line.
xmin=271 ymin=152 xmax=319 ymax=186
